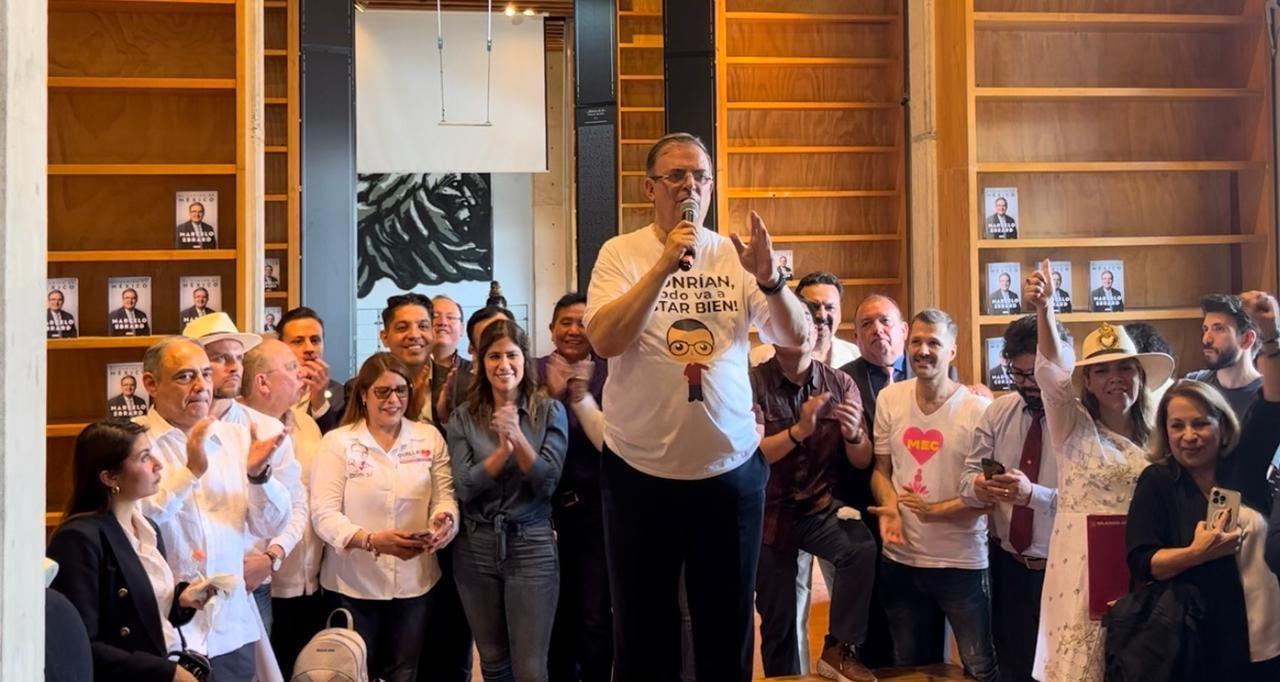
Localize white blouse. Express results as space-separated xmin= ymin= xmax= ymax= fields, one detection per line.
xmin=118 ymin=509 xmax=181 ymax=653
xmin=1236 ymin=505 xmax=1280 ymax=662
xmin=311 ymin=419 xmax=459 ymax=600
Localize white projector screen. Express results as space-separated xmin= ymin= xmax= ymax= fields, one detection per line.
xmin=356 ymin=10 xmax=547 ymax=173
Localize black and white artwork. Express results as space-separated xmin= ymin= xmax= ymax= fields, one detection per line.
xmin=356 ymin=173 xmax=494 ymax=298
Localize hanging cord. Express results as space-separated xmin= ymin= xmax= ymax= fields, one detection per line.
xmin=434 ymin=0 xmax=495 ymax=126
xmin=1268 ymin=1 xmax=1280 ymax=290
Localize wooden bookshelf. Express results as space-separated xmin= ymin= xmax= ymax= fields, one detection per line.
xmin=716 ymin=0 xmax=907 ymax=343
xmin=45 ymin=0 xmax=254 ymax=526
xmin=937 ymin=0 xmax=1276 ymax=384
xmin=616 ymin=0 xmax=664 ymax=234
xmin=262 ymin=0 xmax=299 ymax=315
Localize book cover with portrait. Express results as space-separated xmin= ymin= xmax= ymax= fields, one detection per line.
xmin=106 ymin=276 xmax=152 ymax=337
xmin=263 ymin=306 xmax=282 ymax=333
xmin=105 ymin=362 xmax=149 ymax=419
xmin=178 ymin=275 xmax=223 ymax=329
xmin=986 ymin=262 xmax=1022 ymax=315
xmin=46 ymin=277 xmax=79 ymax=339
xmin=264 ymin=258 xmax=281 ymax=291
xmin=174 ymin=190 xmax=218 ymax=250
xmin=774 ymin=250 xmax=795 ymax=282
xmin=1089 ymin=260 xmax=1125 ymax=312
xmin=983 ymin=187 xmax=1019 ymax=239
xmin=986 ymin=337 xmax=1013 ymax=392
xmin=1048 ymin=260 xmax=1073 ymax=314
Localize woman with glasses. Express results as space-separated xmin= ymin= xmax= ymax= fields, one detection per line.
xmin=448 ymin=320 xmax=568 ymax=681
xmin=47 ymin=419 xmax=214 ymax=682
xmin=311 ymin=352 xmax=459 ymax=682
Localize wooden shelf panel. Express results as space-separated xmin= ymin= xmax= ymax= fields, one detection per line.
xmin=978 ymin=235 xmax=1265 ymax=249
xmin=265 ymin=194 xmax=288 ymax=202
xmin=973 ymin=11 xmax=1257 ymax=33
xmin=265 ymin=291 xmax=289 ymax=300
xmin=266 ymin=242 xmax=289 ymax=250
xmin=48 ymin=163 xmax=236 ymax=175
xmin=47 ymin=422 xmax=88 ymax=438
xmin=728 ymin=189 xmax=899 ymax=199
xmin=793 ymin=277 xmax=900 ymax=287
xmin=264 ymin=49 xmax=287 ymax=57
xmin=726 ymin=100 xmax=899 ymax=110
xmin=49 ymin=335 xmax=168 ymax=350
xmin=619 ymin=202 xmax=650 ymax=209
xmin=771 ymin=233 xmax=902 ymax=243
xmin=620 ymin=106 xmax=664 ymax=113
xmin=51 ymin=0 xmax=236 ymax=9
xmin=618 ymin=10 xmax=660 ymax=17
xmin=979 ymin=308 xmax=1201 ymax=325
xmin=619 ymin=74 xmax=664 ymax=81
xmin=727 ymin=56 xmax=898 ymax=66
xmin=975 ymin=87 xmax=1262 ymax=101
xmin=265 ymin=97 xmax=288 ymax=105
xmin=49 ymin=249 xmax=236 ymax=262
xmin=725 ymin=11 xmax=899 ymax=23
xmin=619 ymin=42 xmax=662 ymax=49
xmin=728 ymin=145 xmax=898 ymax=154
xmin=976 ymin=161 xmax=1264 ymax=173
xmin=48 ymin=76 xmax=236 ymax=91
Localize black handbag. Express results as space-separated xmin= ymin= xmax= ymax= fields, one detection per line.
xmin=170 ymin=626 xmax=212 ymax=682
xmin=1102 ymin=580 xmax=1205 ymax=682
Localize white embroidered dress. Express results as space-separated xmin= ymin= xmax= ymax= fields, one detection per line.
xmin=1032 ymin=348 xmax=1149 ymax=682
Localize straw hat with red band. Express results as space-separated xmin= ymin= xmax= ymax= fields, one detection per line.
xmin=181 ymin=312 xmax=262 ymax=351
xmin=1073 ymin=322 xmax=1174 ymax=388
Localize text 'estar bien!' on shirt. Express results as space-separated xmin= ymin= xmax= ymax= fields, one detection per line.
xmin=586 ymin=224 xmax=773 ymax=481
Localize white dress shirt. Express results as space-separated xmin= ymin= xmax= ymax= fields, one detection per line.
xmin=959 ymin=392 xmax=1058 ymax=560
xmin=311 ymin=419 xmax=459 ymax=600
xmin=120 ymin=509 xmax=182 ymax=653
xmin=271 ymin=404 xmax=324 ymax=597
xmin=748 ymin=335 xmax=861 ymax=368
xmin=135 ymin=408 xmax=291 ymax=656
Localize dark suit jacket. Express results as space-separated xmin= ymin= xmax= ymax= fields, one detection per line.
xmin=175 ymin=221 xmax=217 ymax=249
xmin=1052 ymin=287 xmax=1073 ymax=313
xmin=988 ymin=289 xmax=1019 ymax=312
xmin=47 ymin=512 xmax=197 ymax=682
xmin=47 ymin=309 xmax=77 ymax=338
xmin=107 ymin=308 xmax=150 ymax=336
xmin=107 ymin=394 xmax=148 ymax=417
xmin=313 ymin=378 xmax=348 ymax=434
xmin=178 ymin=306 xmax=215 ymax=325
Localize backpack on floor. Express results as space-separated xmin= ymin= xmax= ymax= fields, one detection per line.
xmin=290 ymin=608 xmax=369 ymax=682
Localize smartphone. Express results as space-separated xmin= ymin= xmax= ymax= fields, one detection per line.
xmin=410 ymin=530 xmax=434 ymax=542
xmin=981 ymin=457 xmax=1006 ymax=480
xmin=1207 ymin=487 xmax=1242 ymax=532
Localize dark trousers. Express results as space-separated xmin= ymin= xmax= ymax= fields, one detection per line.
xmin=755 ymin=503 xmax=877 ymax=677
xmin=416 ymin=544 xmax=474 ymax=682
xmin=271 ymin=591 xmax=329 ymax=678
xmin=879 ymin=558 xmax=999 ymax=682
xmin=334 ymin=591 xmax=430 ymax=682
xmin=601 ymin=447 xmax=768 ymax=682
xmin=209 ymin=642 xmax=256 ymax=682
xmin=548 ymin=500 xmax=613 ymax=682
xmin=989 ymin=545 xmax=1044 ymax=682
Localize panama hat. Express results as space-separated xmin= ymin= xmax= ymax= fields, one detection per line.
xmin=181 ymin=312 xmax=261 ymax=351
xmin=1074 ymin=322 xmax=1174 ymax=389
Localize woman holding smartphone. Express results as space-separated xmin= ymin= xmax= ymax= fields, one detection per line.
xmin=448 ymin=320 xmax=567 ymax=682
xmin=1126 ymin=291 xmax=1280 ymax=679
xmin=47 ymin=419 xmax=213 ymax=682
xmin=311 ymin=352 xmax=458 ymax=682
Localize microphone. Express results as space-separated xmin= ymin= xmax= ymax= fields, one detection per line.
xmin=677 ymin=197 xmax=699 ymax=272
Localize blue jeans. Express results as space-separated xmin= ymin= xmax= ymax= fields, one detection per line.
xmin=878 ymin=558 xmax=999 ymax=682
xmin=453 ymin=519 xmax=560 ymax=682
xmin=333 ymin=591 xmax=430 ymax=682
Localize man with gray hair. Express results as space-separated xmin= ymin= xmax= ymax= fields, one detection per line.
xmin=867 ymin=309 xmax=999 ymax=680
xmin=136 ymin=336 xmax=291 ymax=680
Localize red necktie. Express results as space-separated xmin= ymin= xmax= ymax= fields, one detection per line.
xmin=1008 ymin=412 xmax=1043 ymax=555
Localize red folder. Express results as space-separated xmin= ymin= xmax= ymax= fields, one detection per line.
xmin=1086 ymin=514 xmax=1130 ymax=620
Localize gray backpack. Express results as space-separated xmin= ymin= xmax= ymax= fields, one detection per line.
xmin=290 ymin=608 xmax=369 ymax=682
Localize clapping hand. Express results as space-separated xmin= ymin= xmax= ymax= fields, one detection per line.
xmin=185 ymin=417 xmax=216 ymax=477
xmin=1241 ymin=290 xmax=1278 ymax=339
xmin=245 ymin=423 xmax=286 ymax=477
xmin=833 ymin=391 xmax=864 ymax=442
xmin=730 ymin=211 xmax=780 ymax=286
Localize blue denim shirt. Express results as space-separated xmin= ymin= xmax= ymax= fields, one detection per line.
xmin=446 ymin=395 xmax=568 ymax=526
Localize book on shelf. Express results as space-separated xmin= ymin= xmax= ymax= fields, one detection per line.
xmin=986 ymin=337 xmax=1013 ymax=392
xmin=775 ymin=250 xmax=795 ymax=282
xmin=264 ymin=258 xmax=281 ymax=292
xmin=986 ymin=262 xmax=1022 ymax=315
xmin=178 ymin=276 xmax=223 ymax=329
xmin=174 ymin=190 xmax=219 ymax=250
xmin=106 ymin=276 xmax=152 ymax=337
xmin=1047 ymin=260 xmax=1073 ymax=314
xmin=263 ymin=306 xmax=282 ymax=333
xmin=47 ymin=277 xmax=79 ymax=339
xmin=983 ymin=187 xmax=1019 ymax=240
xmin=1089 ymin=260 xmax=1125 ymax=313
xmin=106 ymin=362 xmax=149 ymax=419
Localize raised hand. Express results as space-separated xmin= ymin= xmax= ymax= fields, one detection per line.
xmin=1024 ymin=259 xmax=1052 ymax=311
xmin=185 ymin=416 xmax=216 ymax=477
xmin=792 ymin=391 xmax=829 ymax=441
xmin=730 ymin=211 xmax=779 ymax=286
xmin=832 ymin=391 xmax=864 ymax=442
xmin=1241 ymin=290 xmax=1278 ymax=339
xmin=246 ymin=422 xmax=286 ymax=477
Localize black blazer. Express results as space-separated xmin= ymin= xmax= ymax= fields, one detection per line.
xmin=47 ymin=512 xmax=197 ymax=682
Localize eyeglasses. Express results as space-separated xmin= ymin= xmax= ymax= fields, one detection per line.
xmin=371 ymin=385 xmax=410 ymax=400
xmin=648 ymin=169 xmax=714 ymax=186
xmin=1008 ymin=368 xmax=1036 ymax=383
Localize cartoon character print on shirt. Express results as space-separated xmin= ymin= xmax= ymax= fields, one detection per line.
xmin=666 ymin=319 xmax=717 ymax=402
xmin=901 ymin=426 xmax=944 ymax=496
xmin=346 ymin=443 xmax=374 ymax=479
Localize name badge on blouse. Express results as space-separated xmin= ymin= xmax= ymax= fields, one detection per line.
xmin=346 ymin=443 xmax=373 ymax=478
xmin=400 ymin=448 xmax=432 ymax=465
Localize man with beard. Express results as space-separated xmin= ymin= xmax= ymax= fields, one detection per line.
xmin=750 ymin=272 xmax=861 ymax=370
xmin=960 ymin=315 xmax=1068 ymax=682
xmin=1186 ymin=294 xmax=1263 ymax=419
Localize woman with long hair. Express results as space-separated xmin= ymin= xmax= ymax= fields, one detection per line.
xmin=47 ymin=419 xmax=213 ymax=682
xmin=1022 ymin=260 xmax=1174 ymax=682
xmin=448 ymin=320 xmax=568 ymax=681
xmin=310 ymin=352 xmax=458 ymax=682
xmin=1126 ymin=291 xmax=1280 ymax=679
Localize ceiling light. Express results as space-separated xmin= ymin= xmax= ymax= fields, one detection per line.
xmin=523 ymin=7 xmax=535 ymax=15
xmin=504 ymin=4 xmax=516 ymax=16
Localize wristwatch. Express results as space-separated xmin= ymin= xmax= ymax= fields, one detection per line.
xmin=247 ymin=465 xmax=273 ymax=485
xmin=758 ymin=267 xmax=787 ymax=296
xmin=265 ymin=548 xmax=283 ymax=573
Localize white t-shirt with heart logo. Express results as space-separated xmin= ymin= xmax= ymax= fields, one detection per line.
xmin=874 ymin=378 xmax=992 ymax=569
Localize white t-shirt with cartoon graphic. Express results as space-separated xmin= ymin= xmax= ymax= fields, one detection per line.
xmin=586 ymin=224 xmax=772 ymax=480
xmin=874 ymin=379 xmax=991 ymax=569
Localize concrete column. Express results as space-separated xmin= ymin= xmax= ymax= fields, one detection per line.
xmin=0 ymin=0 xmax=48 ymax=677
xmin=531 ymin=48 xmax=575 ymax=356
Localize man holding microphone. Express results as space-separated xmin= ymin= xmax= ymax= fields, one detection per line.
xmin=586 ymin=132 xmax=809 ymax=681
